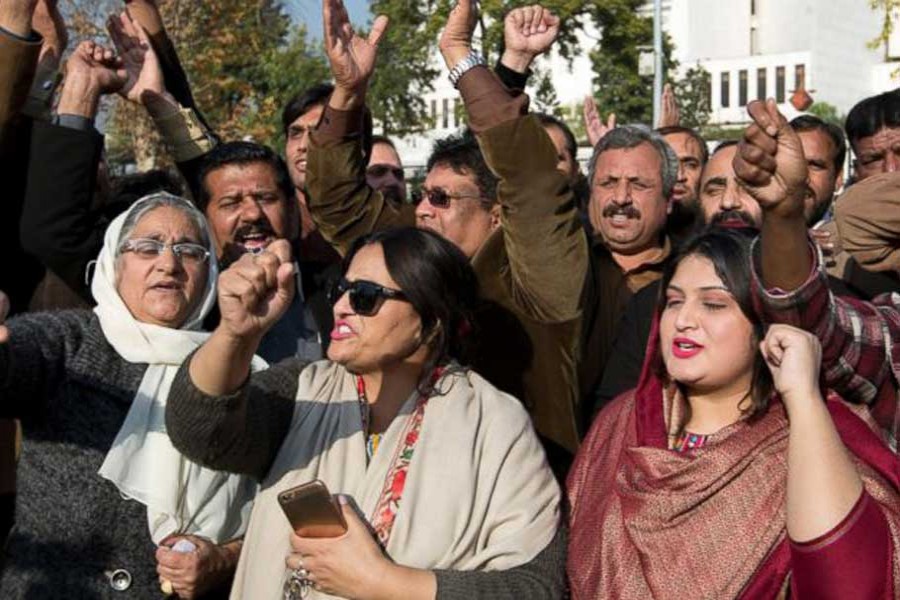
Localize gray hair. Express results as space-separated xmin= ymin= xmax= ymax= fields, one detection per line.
xmin=587 ymin=124 xmax=680 ymax=199
xmin=116 ymin=192 xmax=211 ymax=253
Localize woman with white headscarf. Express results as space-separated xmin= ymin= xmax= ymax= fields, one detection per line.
xmin=0 ymin=193 xmax=261 ymax=599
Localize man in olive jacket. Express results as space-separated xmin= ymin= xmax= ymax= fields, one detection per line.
xmin=306 ymin=0 xmax=587 ymax=473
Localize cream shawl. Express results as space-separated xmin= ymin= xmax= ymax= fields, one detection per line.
xmin=94 ymin=193 xmax=263 ymax=545
xmin=230 ymin=361 xmax=560 ymax=599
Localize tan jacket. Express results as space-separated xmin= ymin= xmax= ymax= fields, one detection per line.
xmin=306 ymin=70 xmax=588 ymax=454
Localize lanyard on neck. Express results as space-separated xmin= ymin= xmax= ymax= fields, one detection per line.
xmin=355 ymin=368 xmax=443 ymax=547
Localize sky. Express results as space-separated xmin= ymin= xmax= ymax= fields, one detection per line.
xmin=286 ymin=0 xmax=372 ymax=39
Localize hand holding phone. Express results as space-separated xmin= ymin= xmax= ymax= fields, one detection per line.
xmin=278 ymin=480 xmax=348 ymax=538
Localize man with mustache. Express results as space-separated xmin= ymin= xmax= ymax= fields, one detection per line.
xmin=195 ymin=141 xmax=334 ymax=363
xmin=578 ymin=124 xmax=678 ymax=421
xmin=367 ymin=134 xmax=406 ymax=207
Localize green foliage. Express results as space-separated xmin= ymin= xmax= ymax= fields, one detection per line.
xmin=674 ymin=63 xmax=711 ymax=129
xmin=588 ymin=0 xmax=676 ymax=124
xmin=807 ymin=102 xmax=845 ymax=128
xmin=868 ymin=0 xmax=900 ymax=59
xmin=366 ymin=0 xmax=442 ymax=134
xmin=532 ymin=69 xmax=562 ymax=116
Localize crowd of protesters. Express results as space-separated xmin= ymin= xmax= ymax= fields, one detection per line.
xmin=1 ymin=0 xmax=899 ymax=598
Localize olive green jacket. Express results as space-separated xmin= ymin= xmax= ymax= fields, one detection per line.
xmin=307 ymin=105 xmax=587 ymax=454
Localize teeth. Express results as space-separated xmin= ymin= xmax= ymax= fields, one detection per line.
xmin=337 ymin=324 xmax=352 ymax=334
xmin=677 ymin=342 xmax=696 ymax=349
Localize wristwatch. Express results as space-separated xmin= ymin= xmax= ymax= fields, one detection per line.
xmin=448 ymin=52 xmax=487 ymax=88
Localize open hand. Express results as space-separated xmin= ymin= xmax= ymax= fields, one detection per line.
xmin=439 ymin=0 xmax=478 ymax=71
xmin=107 ymin=11 xmax=167 ymax=105
xmin=323 ymin=0 xmax=388 ymax=109
xmin=501 ymin=4 xmax=560 ymax=73
xmin=583 ymin=95 xmax=615 ymax=148
xmin=733 ymin=99 xmax=808 ymax=218
xmin=657 ymin=83 xmax=680 ymax=128
xmin=760 ymin=324 xmax=823 ymax=412
xmin=217 ymin=240 xmax=296 ymax=341
xmin=285 ymin=498 xmax=391 ymax=599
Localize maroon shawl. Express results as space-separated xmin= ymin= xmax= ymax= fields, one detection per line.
xmin=567 ymin=319 xmax=900 ymax=598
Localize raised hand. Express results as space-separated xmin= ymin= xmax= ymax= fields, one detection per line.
xmin=733 ymin=99 xmax=808 ymax=218
xmin=760 ymin=324 xmax=823 ymax=412
xmin=216 ymin=240 xmax=296 ymax=342
xmin=323 ymin=0 xmax=388 ymax=109
xmin=657 ymin=83 xmax=680 ymax=128
xmin=583 ymin=95 xmax=615 ymax=148
xmin=501 ymin=4 xmax=560 ymax=73
xmin=107 ymin=11 xmax=167 ymax=105
xmin=439 ymin=0 xmax=478 ymax=70
xmin=57 ymin=40 xmax=127 ymax=118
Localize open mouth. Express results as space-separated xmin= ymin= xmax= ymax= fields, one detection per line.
xmin=236 ymin=231 xmax=273 ymax=252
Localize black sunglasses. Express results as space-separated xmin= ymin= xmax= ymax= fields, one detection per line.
xmin=411 ymin=187 xmax=486 ymax=208
xmin=328 ymin=278 xmax=408 ymax=316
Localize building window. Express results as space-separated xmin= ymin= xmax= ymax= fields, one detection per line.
xmin=751 ymin=0 xmax=757 ymax=15
xmin=430 ymin=99 xmax=436 ymax=122
xmin=757 ymin=68 xmax=767 ymax=101
xmin=739 ymin=69 xmax=748 ymax=106
xmin=776 ymin=66 xmax=786 ymax=103
xmin=795 ymin=64 xmax=806 ymax=90
xmin=442 ymin=98 xmax=449 ymax=129
xmin=454 ymin=98 xmax=461 ymax=128
xmin=721 ymin=72 xmax=730 ymax=108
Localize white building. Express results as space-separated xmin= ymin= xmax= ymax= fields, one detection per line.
xmin=396 ymin=0 xmax=898 ymax=168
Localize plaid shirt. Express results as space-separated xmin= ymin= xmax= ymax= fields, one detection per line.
xmin=751 ymin=240 xmax=900 ymax=445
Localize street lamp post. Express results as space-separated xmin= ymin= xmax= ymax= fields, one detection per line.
xmin=652 ymin=0 xmax=663 ymax=127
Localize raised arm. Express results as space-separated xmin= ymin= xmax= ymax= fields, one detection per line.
xmin=107 ymin=11 xmax=217 ymax=191
xmin=761 ymin=324 xmax=890 ymax=598
xmin=737 ymin=100 xmax=900 ymax=437
xmin=442 ymin=0 xmax=586 ymax=322
xmin=19 ymin=41 xmax=123 ymax=300
xmin=306 ymin=0 xmax=412 ymax=257
xmin=494 ymin=4 xmax=559 ymax=90
xmin=167 ymin=240 xmax=299 ymax=479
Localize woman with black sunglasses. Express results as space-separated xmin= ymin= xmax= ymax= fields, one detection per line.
xmin=166 ymin=227 xmax=564 ymax=599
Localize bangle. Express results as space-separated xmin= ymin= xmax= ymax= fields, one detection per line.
xmin=448 ymin=52 xmax=487 ymax=88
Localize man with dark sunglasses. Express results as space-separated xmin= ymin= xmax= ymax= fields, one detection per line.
xmin=366 ymin=134 xmax=406 ymax=207
xmin=307 ymin=0 xmax=587 ymax=478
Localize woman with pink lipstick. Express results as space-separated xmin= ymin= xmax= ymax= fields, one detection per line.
xmin=567 ymin=228 xmax=900 ymax=599
xmin=166 ymin=227 xmax=563 ymax=599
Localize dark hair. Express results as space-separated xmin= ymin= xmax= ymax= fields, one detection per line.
xmin=657 ymin=125 xmax=710 ymax=166
xmin=426 ymin=130 xmax=498 ymax=204
xmin=371 ymin=134 xmax=398 ymax=152
xmin=281 ymin=83 xmax=334 ymax=135
xmin=845 ymin=90 xmax=900 ymax=153
xmin=111 ymin=169 xmax=185 ymax=205
xmin=790 ymin=115 xmax=847 ymax=175
xmin=195 ymin=141 xmax=294 ymax=212
xmin=657 ymin=228 xmax=774 ymax=421
xmin=343 ymin=227 xmax=480 ymax=392
xmin=536 ymin=112 xmax=578 ymax=165
xmin=712 ymin=139 xmax=739 ymax=155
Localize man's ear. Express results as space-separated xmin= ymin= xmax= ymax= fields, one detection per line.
xmin=834 ymin=169 xmax=845 ymax=195
xmin=490 ymin=203 xmax=501 ymax=230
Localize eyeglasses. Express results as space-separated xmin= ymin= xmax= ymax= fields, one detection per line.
xmin=366 ymin=164 xmax=405 ymax=180
xmin=411 ymin=187 xmax=487 ymax=208
xmin=328 ymin=278 xmax=408 ymax=316
xmin=119 ymin=238 xmax=210 ymax=264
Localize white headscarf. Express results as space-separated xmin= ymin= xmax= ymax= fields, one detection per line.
xmin=94 ymin=192 xmax=264 ymax=545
